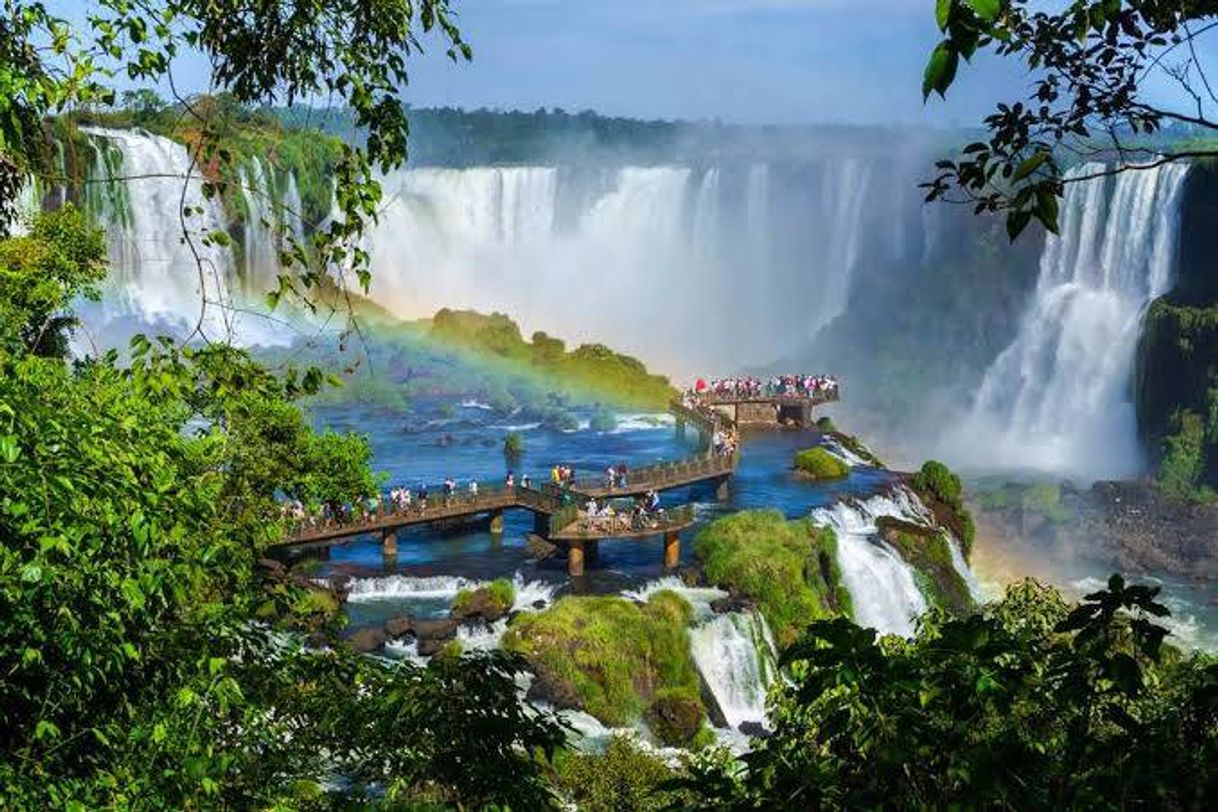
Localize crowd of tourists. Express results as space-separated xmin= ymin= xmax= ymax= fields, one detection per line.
xmin=578 ymin=488 xmax=666 ymax=532
xmin=688 ymin=374 xmax=839 ymax=400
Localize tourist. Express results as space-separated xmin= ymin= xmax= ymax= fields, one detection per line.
xmin=418 ymin=485 xmax=429 ymax=510
xmin=443 ymin=476 xmax=455 ymax=504
xmin=469 ymin=480 xmax=479 ymax=497
xmin=550 ymin=465 xmax=561 ymax=485
xmin=605 ymin=465 xmax=616 ymax=489
xmin=505 ymin=471 xmax=515 ymax=489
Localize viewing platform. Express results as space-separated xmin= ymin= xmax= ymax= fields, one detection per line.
xmin=275 ymin=381 xmax=837 ymax=575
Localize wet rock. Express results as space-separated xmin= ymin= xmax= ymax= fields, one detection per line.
xmin=709 ymin=595 xmax=755 ymax=614
xmin=645 ymin=693 xmax=706 ymax=748
xmin=451 ymin=588 xmax=511 ymax=624
xmin=416 ymin=637 xmax=450 ymax=658
xmin=738 ymin=721 xmax=771 ymax=739
xmin=384 ymin=615 xmax=413 ymax=639
xmin=257 ymin=558 xmax=286 ymax=576
xmin=525 ymin=664 xmax=583 ymax=711
xmin=411 ymin=617 xmax=459 ymax=643
xmin=531 ymin=599 xmax=548 ymax=610
xmin=346 ymin=627 xmax=386 ymax=653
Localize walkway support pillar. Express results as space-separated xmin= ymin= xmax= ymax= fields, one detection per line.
xmin=489 ymin=509 xmax=504 ymax=534
xmin=381 ymin=529 xmax=398 ymax=559
xmin=586 ymin=539 xmax=600 ymax=564
xmin=716 ymin=477 xmax=730 ymax=502
xmin=568 ymin=539 xmax=586 ymax=577
xmin=533 ymin=511 xmax=550 ymax=537
xmin=663 ymin=531 xmax=680 ymax=569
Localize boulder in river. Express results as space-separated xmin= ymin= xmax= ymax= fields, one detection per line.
xmin=384 ymin=615 xmax=413 ymax=639
xmin=346 ymin=627 xmax=386 ymax=653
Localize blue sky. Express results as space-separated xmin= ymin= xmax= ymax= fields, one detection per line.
xmin=56 ymin=0 xmax=1116 ymax=127
xmin=397 ymin=0 xmax=1029 ymax=125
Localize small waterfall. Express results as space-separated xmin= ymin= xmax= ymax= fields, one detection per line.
xmin=82 ymin=128 xmax=237 ymax=330
xmin=811 ymin=491 xmax=931 ymax=636
xmin=238 ymin=157 xmax=280 ymax=294
xmin=344 ymin=574 xmax=478 ymax=602
xmin=961 ymin=162 xmax=1189 ymax=479
xmin=689 ymin=610 xmax=777 ymax=730
xmin=621 ymin=576 xmax=727 ymax=620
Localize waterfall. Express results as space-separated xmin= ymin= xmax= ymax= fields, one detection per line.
xmin=960 ymin=163 xmax=1189 ymax=479
xmin=689 ymin=610 xmax=777 ymax=730
xmin=811 ymin=491 xmax=931 ymax=636
xmin=813 ymin=158 xmax=873 ymax=338
xmin=82 ymin=128 xmax=235 ymax=327
xmin=239 ymin=157 xmax=280 ymax=294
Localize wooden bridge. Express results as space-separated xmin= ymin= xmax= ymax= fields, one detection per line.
xmin=276 ymin=386 xmax=836 ymax=575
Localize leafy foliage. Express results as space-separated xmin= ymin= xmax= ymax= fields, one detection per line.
xmin=684 ymin=576 xmax=1218 ymax=809
xmin=910 ymin=459 xmax=977 ymax=554
xmin=553 ymin=734 xmax=690 ymax=812
xmin=0 ymin=215 xmax=565 ymax=808
xmin=923 ymin=1 xmax=1218 ymax=239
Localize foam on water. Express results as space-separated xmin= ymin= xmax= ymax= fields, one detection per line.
xmin=689 ymin=610 xmax=778 ymax=730
xmin=811 ymin=489 xmax=935 ymax=636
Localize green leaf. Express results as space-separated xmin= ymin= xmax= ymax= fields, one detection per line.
xmin=1006 ymin=209 xmax=1032 ymax=241
xmin=922 ymin=42 xmax=959 ymax=100
xmin=967 ymin=0 xmax=1001 ymax=21
xmin=936 ymin=0 xmax=952 ymax=30
xmin=1013 ymin=151 xmax=1049 ymax=181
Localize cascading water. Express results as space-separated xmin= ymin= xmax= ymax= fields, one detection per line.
xmin=958 ymin=162 xmax=1189 ymax=479
xmin=355 ymin=159 xmax=895 ymax=373
xmin=811 ymin=490 xmax=934 ymax=636
xmin=689 ymin=610 xmax=777 ymax=731
xmin=75 ymin=128 xmax=291 ymax=346
xmin=82 ymin=128 xmax=236 ymax=330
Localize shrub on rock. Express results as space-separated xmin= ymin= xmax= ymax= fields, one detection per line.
xmin=793 ymin=447 xmax=849 ymax=480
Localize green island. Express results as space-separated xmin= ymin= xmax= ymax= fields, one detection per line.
xmin=260 ymin=305 xmax=677 ymax=419
xmin=793 ymin=446 xmax=851 ymax=481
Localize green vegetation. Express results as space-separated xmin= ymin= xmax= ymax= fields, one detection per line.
xmin=909 ymin=460 xmax=977 ymax=556
xmin=1138 ymin=295 xmax=1218 ymax=501
xmin=793 ymin=447 xmax=850 ymax=481
xmin=0 ymin=205 xmax=106 ymax=358
xmin=261 ymin=307 xmax=677 ymax=419
xmin=552 ymin=734 xmax=690 ymax=812
xmin=504 ymin=431 xmax=525 ymax=458
xmin=431 ymin=309 xmax=677 ymax=409
xmin=815 ymin=415 xmax=837 ymax=432
xmin=0 ymin=212 xmax=565 ymax=808
xmin=682 ymin=576 xmax=1218 ymax=810
xmin=503 ymin=591 xmax=707 ymax=745
xmin=452 ymin=578 xmax=516 ymax=618
xmin=876 ymin=517 xmax=973 ymax=615
xmin=693 ymin=510 xmax=850 ymax=646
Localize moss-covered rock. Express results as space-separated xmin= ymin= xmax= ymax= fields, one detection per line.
xmin=503 ymin=591 xmax=705 ymax=743
xmin=875 ymin=516 xmax=974 ymax=615
xmin=793 ymin=447 xmax=849 ymax=481
xmin=909 ymin=460 xmax=976 ymax=557
xmin=451 ymin=578 xmax=516 ymax=623
xmin=693 ymin=510 xmax=850 ymax=646
xmin=644 ymin=688 xmax=705 ymax=748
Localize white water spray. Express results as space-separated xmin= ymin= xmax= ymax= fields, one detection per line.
xmin=959 ymin=163 xmax=1189 ymax=479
